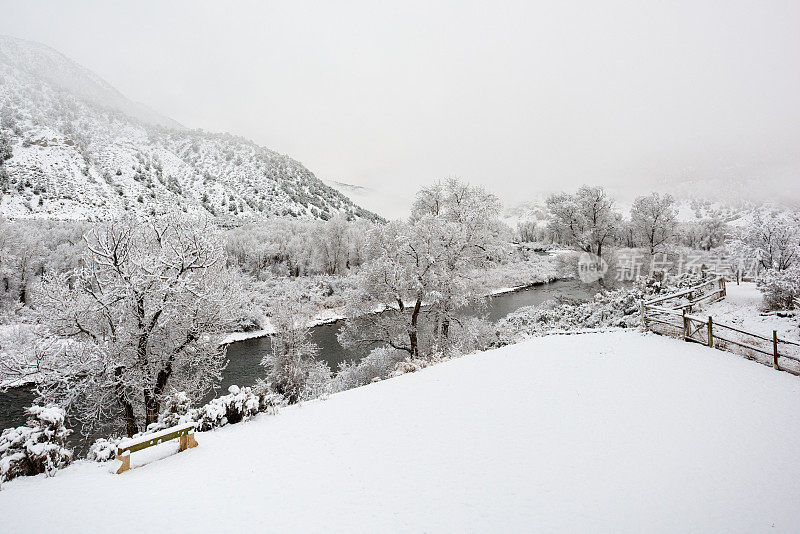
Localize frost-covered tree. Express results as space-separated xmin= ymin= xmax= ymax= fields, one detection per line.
xmin=630 ymin=192 xmax=678 ymax=255
xmin=0 ymin=219 xmax=86 ymax=309
xmin=0 ymin=133 xmax=12 ymax=164
xmin=339 ymin=179 xmax=505 ymax=358
xmin=261 ymin=287 xmax=330 ymax=403
xmin=546 ymin=186 xmax=621 ymax=260
xmin=311 ymin=214 xmax=352 ymax=275
xmin=0 ymin=134 xmax=10 ymax=196
xmin=4 ymin=216 xmax=248 ymax=437
xmin=758 ymin=265 xmax=800 ymax=310
xmin=224 ymin=217 xmax=377 ymax=278
xmin=678 ymin=217 xmax=728 ymax=251
xmin=733 ymin=210 xmax=799 ymax=271
xmin=516 ymin=220 xmax=540 ymax=243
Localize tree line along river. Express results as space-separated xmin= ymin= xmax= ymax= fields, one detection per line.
xmin=0 ymin=279 xmax=593 ymax=446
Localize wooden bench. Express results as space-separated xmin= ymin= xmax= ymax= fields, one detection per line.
xmin=115 ymin=422 xmax=198 ymax=474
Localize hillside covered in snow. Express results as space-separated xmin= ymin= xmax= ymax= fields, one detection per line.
xmin=1 ymin=331 xmax=799 ymax=532
xmin=0 ymin=35 xmax=379 ymax=222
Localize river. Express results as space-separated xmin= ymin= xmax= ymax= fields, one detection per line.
xmin=0 ymin=279 xmax=594 ymax=440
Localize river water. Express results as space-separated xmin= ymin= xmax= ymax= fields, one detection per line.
xmin=0 ymin=279 xmax=593 ymax=438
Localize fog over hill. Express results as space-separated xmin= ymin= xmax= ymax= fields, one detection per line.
xmin=0 ymin=35 xmax=380 ymax=222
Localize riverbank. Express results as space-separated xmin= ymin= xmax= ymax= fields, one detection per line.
xmin=3 ymin=331 xmax=799 ymax=532
xmin=219 ymin=277 xmax=575 ymax=345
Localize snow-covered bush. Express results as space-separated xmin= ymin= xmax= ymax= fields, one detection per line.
xmin=495 ymin=289 xmax=641 ymax=345
xmin=638 ymin=271 xmax=706 ymax=296
xmin=758 ymin=266 xmax=800 ymax=310
xmin=444 ymin=316 xmax=496 ymax=356
xmin=116 ymin=386 xmax=286 ymax=443
xmin=494 ymin=272 xmax=713 ymax=345
xmin=389 ymin=357 xmax=436 ymax=377
xmin=195 ymin=385 xmax=285 ymax=431
xmin=86 ymin=437 xmax=121 ymax=463
xmin=195 ymin=385 xmax=262 ymax=430
xmin=151 ymin=390 xmax=195 ymax=429
xmin=331 ymin=347 xmax=406 ymax=392
xmin=0 ymin=405 xmax=72 ymax=487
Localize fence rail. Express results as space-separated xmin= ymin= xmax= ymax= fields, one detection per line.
xmin=642 ymin=276 xmax=800 ymax=376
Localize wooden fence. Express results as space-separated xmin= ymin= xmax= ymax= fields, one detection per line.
xmin=642 ymin=276 xmax=800 ymax=376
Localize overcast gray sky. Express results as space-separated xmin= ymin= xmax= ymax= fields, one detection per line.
xmin=1 ymin=0 xmax=799 ymax=215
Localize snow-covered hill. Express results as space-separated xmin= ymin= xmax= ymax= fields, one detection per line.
xmin=2 ymin=331 xmax=799 ymax=532
xmin=0 ymin=35 xmax=379 ymax=222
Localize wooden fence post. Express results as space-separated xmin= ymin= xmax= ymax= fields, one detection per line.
xmin=773 ymin=330 xmax=780 ymax=370
xmin=682 ymin=309 xmax=688 ymax=341
xmin=707 ymin=316 xmax=713 ymax=347
xmin=640 ymin=302 xmax=647 ymax=329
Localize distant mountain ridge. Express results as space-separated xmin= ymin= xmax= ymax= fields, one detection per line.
xmin=0 ymin=35 xmax=380 ymax=222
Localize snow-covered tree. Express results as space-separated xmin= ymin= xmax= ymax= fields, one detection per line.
xmin=261 ymin=287 xmax=330 ymax=403
xmin=630 ymin=192 xmax=678 ymax=255
xmin=5 ymin=216 xmax=248 ymax=437
xmin=339 ymin=179 xmax=505 ymax=358
xmin=0 ymin=133 xmax=11 ymax=163
xmin=758 ymin=265 xmax=800 ymax=310
xmin=733 ymin=210 xmax=799 ymax=271
xmin=0 ymin=405 xmax=72 ymax=487
xmin=678 ymin=217 xmax=728 ymax=251
xmin=546 ymin=186 xmax=621 ymax=260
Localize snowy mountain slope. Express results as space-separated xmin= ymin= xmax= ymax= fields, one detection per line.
xmin=2 ymin=331 xmax=799 ymax=532
xmin=0 ymin=35 xmax=180 ymax=129
xmin=0 ymin=35 xmax=379 ymax=222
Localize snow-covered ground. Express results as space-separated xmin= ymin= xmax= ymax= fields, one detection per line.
xmin=2 ymin=331 xmax=799 ymax=533
xmin=704 ymin=282 xmax=798 ymax=343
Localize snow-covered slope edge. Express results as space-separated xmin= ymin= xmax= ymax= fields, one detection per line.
xmin=2 ymin=331 xmax=798 ymax=533
xmin=0 ymin=35 xmax=379 ymax=221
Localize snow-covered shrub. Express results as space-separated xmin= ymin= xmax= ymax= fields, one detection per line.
xmin=91 ymin=385 xmax=287 ymax=451
xmin=638 ymin=271 xmax=705 ymax=296
xmin=495 ymin=289 xmax=644 ymax=345
xmin=154 ymin=390 xmax=195 ymax=428
xmin=447 ymin=316 xmax=496 ymax=355
xmin=86 ymin=437 xmax=121 ymax=462
xmin=758 ymin=266 xmax=800 ymax=310
xmin=494 ymin=272 xmax=715 ymax=346
xmin=250 ymin=381 xmax=287 ymax=414
xmin=194 ymin=385 xmax=285 ymax=431
xmin=300 ymin=360 xmax=334 ymax=401
xmin=195 ymin=385 xmax=260 ymax=430
xmin=331 ymin=347 xmax=406 ymax=392
xmin=389 ymin=357 xmax=437 ymax=377
xmin=0 ymin=405 xmax=72 ymax=487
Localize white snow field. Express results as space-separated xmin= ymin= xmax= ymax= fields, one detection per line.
xmin=2 ymin=331 xmax=800 ymax=533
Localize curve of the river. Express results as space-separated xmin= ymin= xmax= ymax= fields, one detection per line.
xmin=0 ymin=279 xmax=594 ymax=440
